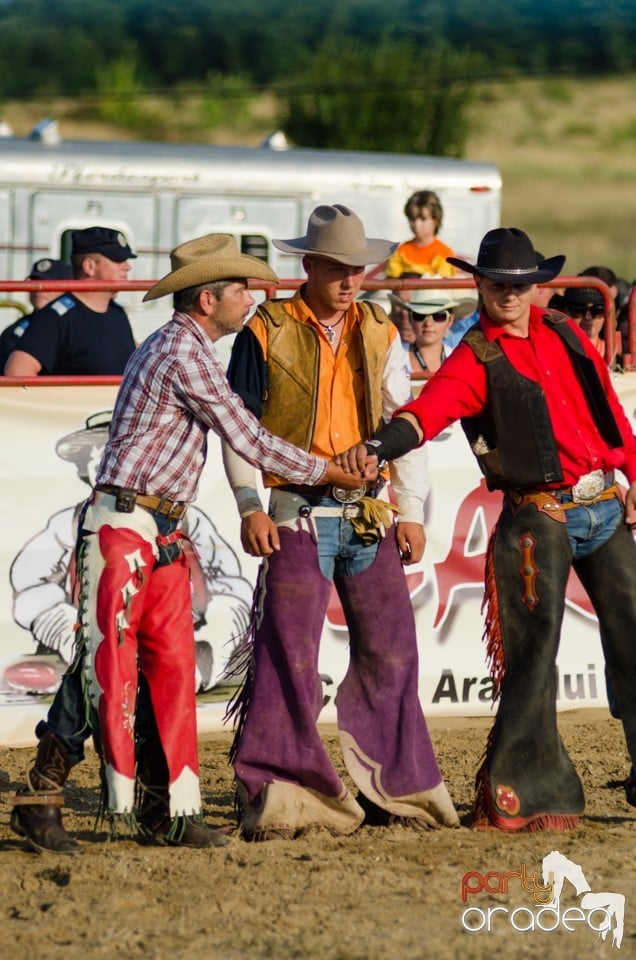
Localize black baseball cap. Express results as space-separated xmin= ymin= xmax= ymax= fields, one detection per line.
xmin=71 ymin=227 xmax=137 ymax=262
xmin=27 ymin=258 xmax=74 ymax=281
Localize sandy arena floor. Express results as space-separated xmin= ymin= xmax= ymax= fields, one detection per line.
xmin=1 ymin=709 xmax=634 ymax=960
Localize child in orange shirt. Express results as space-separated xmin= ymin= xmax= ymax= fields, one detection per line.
xmin=385 ymin=190 xmax=457 ymax=279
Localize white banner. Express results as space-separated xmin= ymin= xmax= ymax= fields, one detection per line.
xmin=2 ymin=375 xmax=635 ymax=747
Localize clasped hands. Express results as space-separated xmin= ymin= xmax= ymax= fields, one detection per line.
xmin=325 ymin=444 xmax=377 ymax=489
xmin=240 ymin=446 xmax=377 ymax=559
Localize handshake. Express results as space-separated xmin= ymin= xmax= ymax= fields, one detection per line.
xmin=325 ymin=415 xmax=423 ymax=490
xmin=325 ymin=443 xmax=378 ymax=490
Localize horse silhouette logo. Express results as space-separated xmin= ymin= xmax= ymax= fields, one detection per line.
xmin=542 ymin=850 xmax=625 ymax=949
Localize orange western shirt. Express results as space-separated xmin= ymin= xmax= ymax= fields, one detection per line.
xmin=247 ymin=290 xmax=401 ymax=484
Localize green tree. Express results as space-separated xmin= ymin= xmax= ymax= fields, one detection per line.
xmin=280 ymin=40 xmax=481 ymax=156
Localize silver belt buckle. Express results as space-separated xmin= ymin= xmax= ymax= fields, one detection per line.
xmin=572 ymin=469 xmax=605 ymax=504
xmin=332 ymin=485 xmax=367 ymax=504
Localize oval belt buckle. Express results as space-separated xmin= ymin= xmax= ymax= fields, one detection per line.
xmin=332 ymin=485 xmax=366 ymax=504
xmin=572 ymin=469 xmax=605 ymax=504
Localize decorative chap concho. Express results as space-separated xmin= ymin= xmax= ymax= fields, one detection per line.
xmin=494 ymin=783 xmax=521 ymax=816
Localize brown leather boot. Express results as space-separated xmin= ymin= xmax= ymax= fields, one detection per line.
xmin=10 ymin=731 xmax=80 ymax=855
xmin=136 ymin=739 xmax=229 ymax=849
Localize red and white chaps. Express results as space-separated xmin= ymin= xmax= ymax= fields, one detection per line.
xmin=76 ymin=490 xmax=200 ymax=817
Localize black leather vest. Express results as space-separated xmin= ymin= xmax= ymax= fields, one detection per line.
xmin=460 ymin=311 xmax=622 ymax=491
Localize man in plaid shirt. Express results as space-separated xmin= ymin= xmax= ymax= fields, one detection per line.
xmin=11 ymin=234 xmax=371 ymax=854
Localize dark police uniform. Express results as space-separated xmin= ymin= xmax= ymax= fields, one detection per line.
xmin=11 ymin=293 xmax=135 ymax=375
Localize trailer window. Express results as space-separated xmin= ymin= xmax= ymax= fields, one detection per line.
xmin=59 ymin=230 xmax=75 ymax=262
xmin=241 ymin=234 xmax=269 ymax=263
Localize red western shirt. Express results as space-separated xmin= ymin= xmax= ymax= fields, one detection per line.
xmin=400 ymin=305 xmax=636 ymax=486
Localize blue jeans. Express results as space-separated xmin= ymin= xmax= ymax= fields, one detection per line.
xmin=563 ymin=494 xmax=623 ymax=559
xmin=36 ymin=499 xmax=181 ymax=765
xmin=561 ymin=492 xmax=623 ymax=716
xmin=313 ymin=494 xmax=380 ymax=580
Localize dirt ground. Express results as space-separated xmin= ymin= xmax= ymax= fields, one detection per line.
xmin=1 ymin=709 xmax=634 ymax=960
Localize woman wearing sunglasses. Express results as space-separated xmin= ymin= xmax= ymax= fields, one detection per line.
xmin=557 ymin=285 xmax=607 ymax=356
xmin=389 ymin=288 xmax=460 ymax=378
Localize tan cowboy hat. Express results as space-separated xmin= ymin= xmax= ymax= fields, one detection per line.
xmin=272 ymin=204 xmax=396 ymax=267
xmin=143 ymin=234 xmax=279 ymax=301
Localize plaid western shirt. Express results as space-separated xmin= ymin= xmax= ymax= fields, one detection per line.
xmin=96 ymin=311 xmax=327 ymax=502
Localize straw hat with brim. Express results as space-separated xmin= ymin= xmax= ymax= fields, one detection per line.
xmin=272 ymin=204 xmax=396 ymax=267
xmin=446 ymin=227 xmax=565 ymax=284
xmin=389 ymin=288 xmax=463 ymax=315
xmin=143 ymin=234 xmax=279 ymax=302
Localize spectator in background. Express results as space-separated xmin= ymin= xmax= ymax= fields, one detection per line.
xmin=385 ymin=190 xmax=457 ymax=279
xmin=615 ymin=276 xmax=631 ymax=314
xmin=616 ymin=279 xmax=635 ymax=353
xmin=388 ymin=288 xmax=459 ymax=376
xmin=581 ymin=264 xmax=618 ymax=305
xmin=442 ymin=294 xmax=480 ymax=351
xmin=387 ymin=270 xmax=418 ymax=349
xmin=0 ymin=258 xmax=73 ymax=370
xmin=3 ymin=227 xmax=136 ymax=376
xmin=557 ymin=285 xmax=607 ymax=355
xmin=578 ymin=264 xmax=618 ymax=345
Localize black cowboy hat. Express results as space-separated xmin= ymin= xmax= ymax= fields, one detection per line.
xmin=447 ymin=227 xmax=565 ymax=284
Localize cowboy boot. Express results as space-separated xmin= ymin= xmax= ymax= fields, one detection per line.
xmin=135 ymin=738 xmax=229 ymax=849
xmin=10 ymin=730 xmax=80 ymax=854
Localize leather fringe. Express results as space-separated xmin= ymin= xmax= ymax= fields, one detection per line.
xmin=481 ymin=518 xmax=505 ymax=699
xmin=105 ymin=810 xmax=139 ymax=841
xmin=472 ymin=724 xmax=496 ymax=825
xmin=224 ymin=562 xmax=268 ymax=766
xmin=472 ymin=812 xmax=581 ymax=833
xmin=472 ymin=520 xmax=503 ymax=826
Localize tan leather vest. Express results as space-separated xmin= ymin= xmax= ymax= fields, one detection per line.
xmin=256 ymin=300 xmax=390 ymax=451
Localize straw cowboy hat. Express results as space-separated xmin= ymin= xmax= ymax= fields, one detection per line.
xmin=143 ymin=234 xmax=278 ymax=301
xmin=447 ymin=227 xmax=565 ymax=284
xmin=272 ymin=204 xmax=396 ymax=267
xmin=388 ymin=287 xmax=464 ymax=315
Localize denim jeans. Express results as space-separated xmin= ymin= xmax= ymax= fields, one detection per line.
xmin=562 ymin=493 xmax=622 ymax=559
xmin=313 ymin=494 xmax=380 ymax=580
xmin=36 ymin=500 xmax=180 ymax=765
xmin=561 ymin=492 xmax=623 ymax=715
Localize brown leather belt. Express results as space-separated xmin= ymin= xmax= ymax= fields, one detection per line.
xmin=554 ymin=485 xmax=618 ymax=511
xmin=507 ymin=483 xmax=619 ymax=522
xmin=95 ymin=484 xmax=187 ymax=520
xmin=550 ymin=470 xmax=615 ymax=503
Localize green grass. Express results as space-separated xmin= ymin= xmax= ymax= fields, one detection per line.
xmin=465 ymin=74 xmax=636 ymax=279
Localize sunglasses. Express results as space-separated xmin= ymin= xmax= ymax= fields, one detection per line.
xmin=410 ymin=310 xmax=451 ymax=323
xmin=569 ymin=306 xmax=605 ymax=319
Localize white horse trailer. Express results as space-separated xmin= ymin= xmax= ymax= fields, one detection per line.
xmin=0 ymin=133 xmax=501 ymax=342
